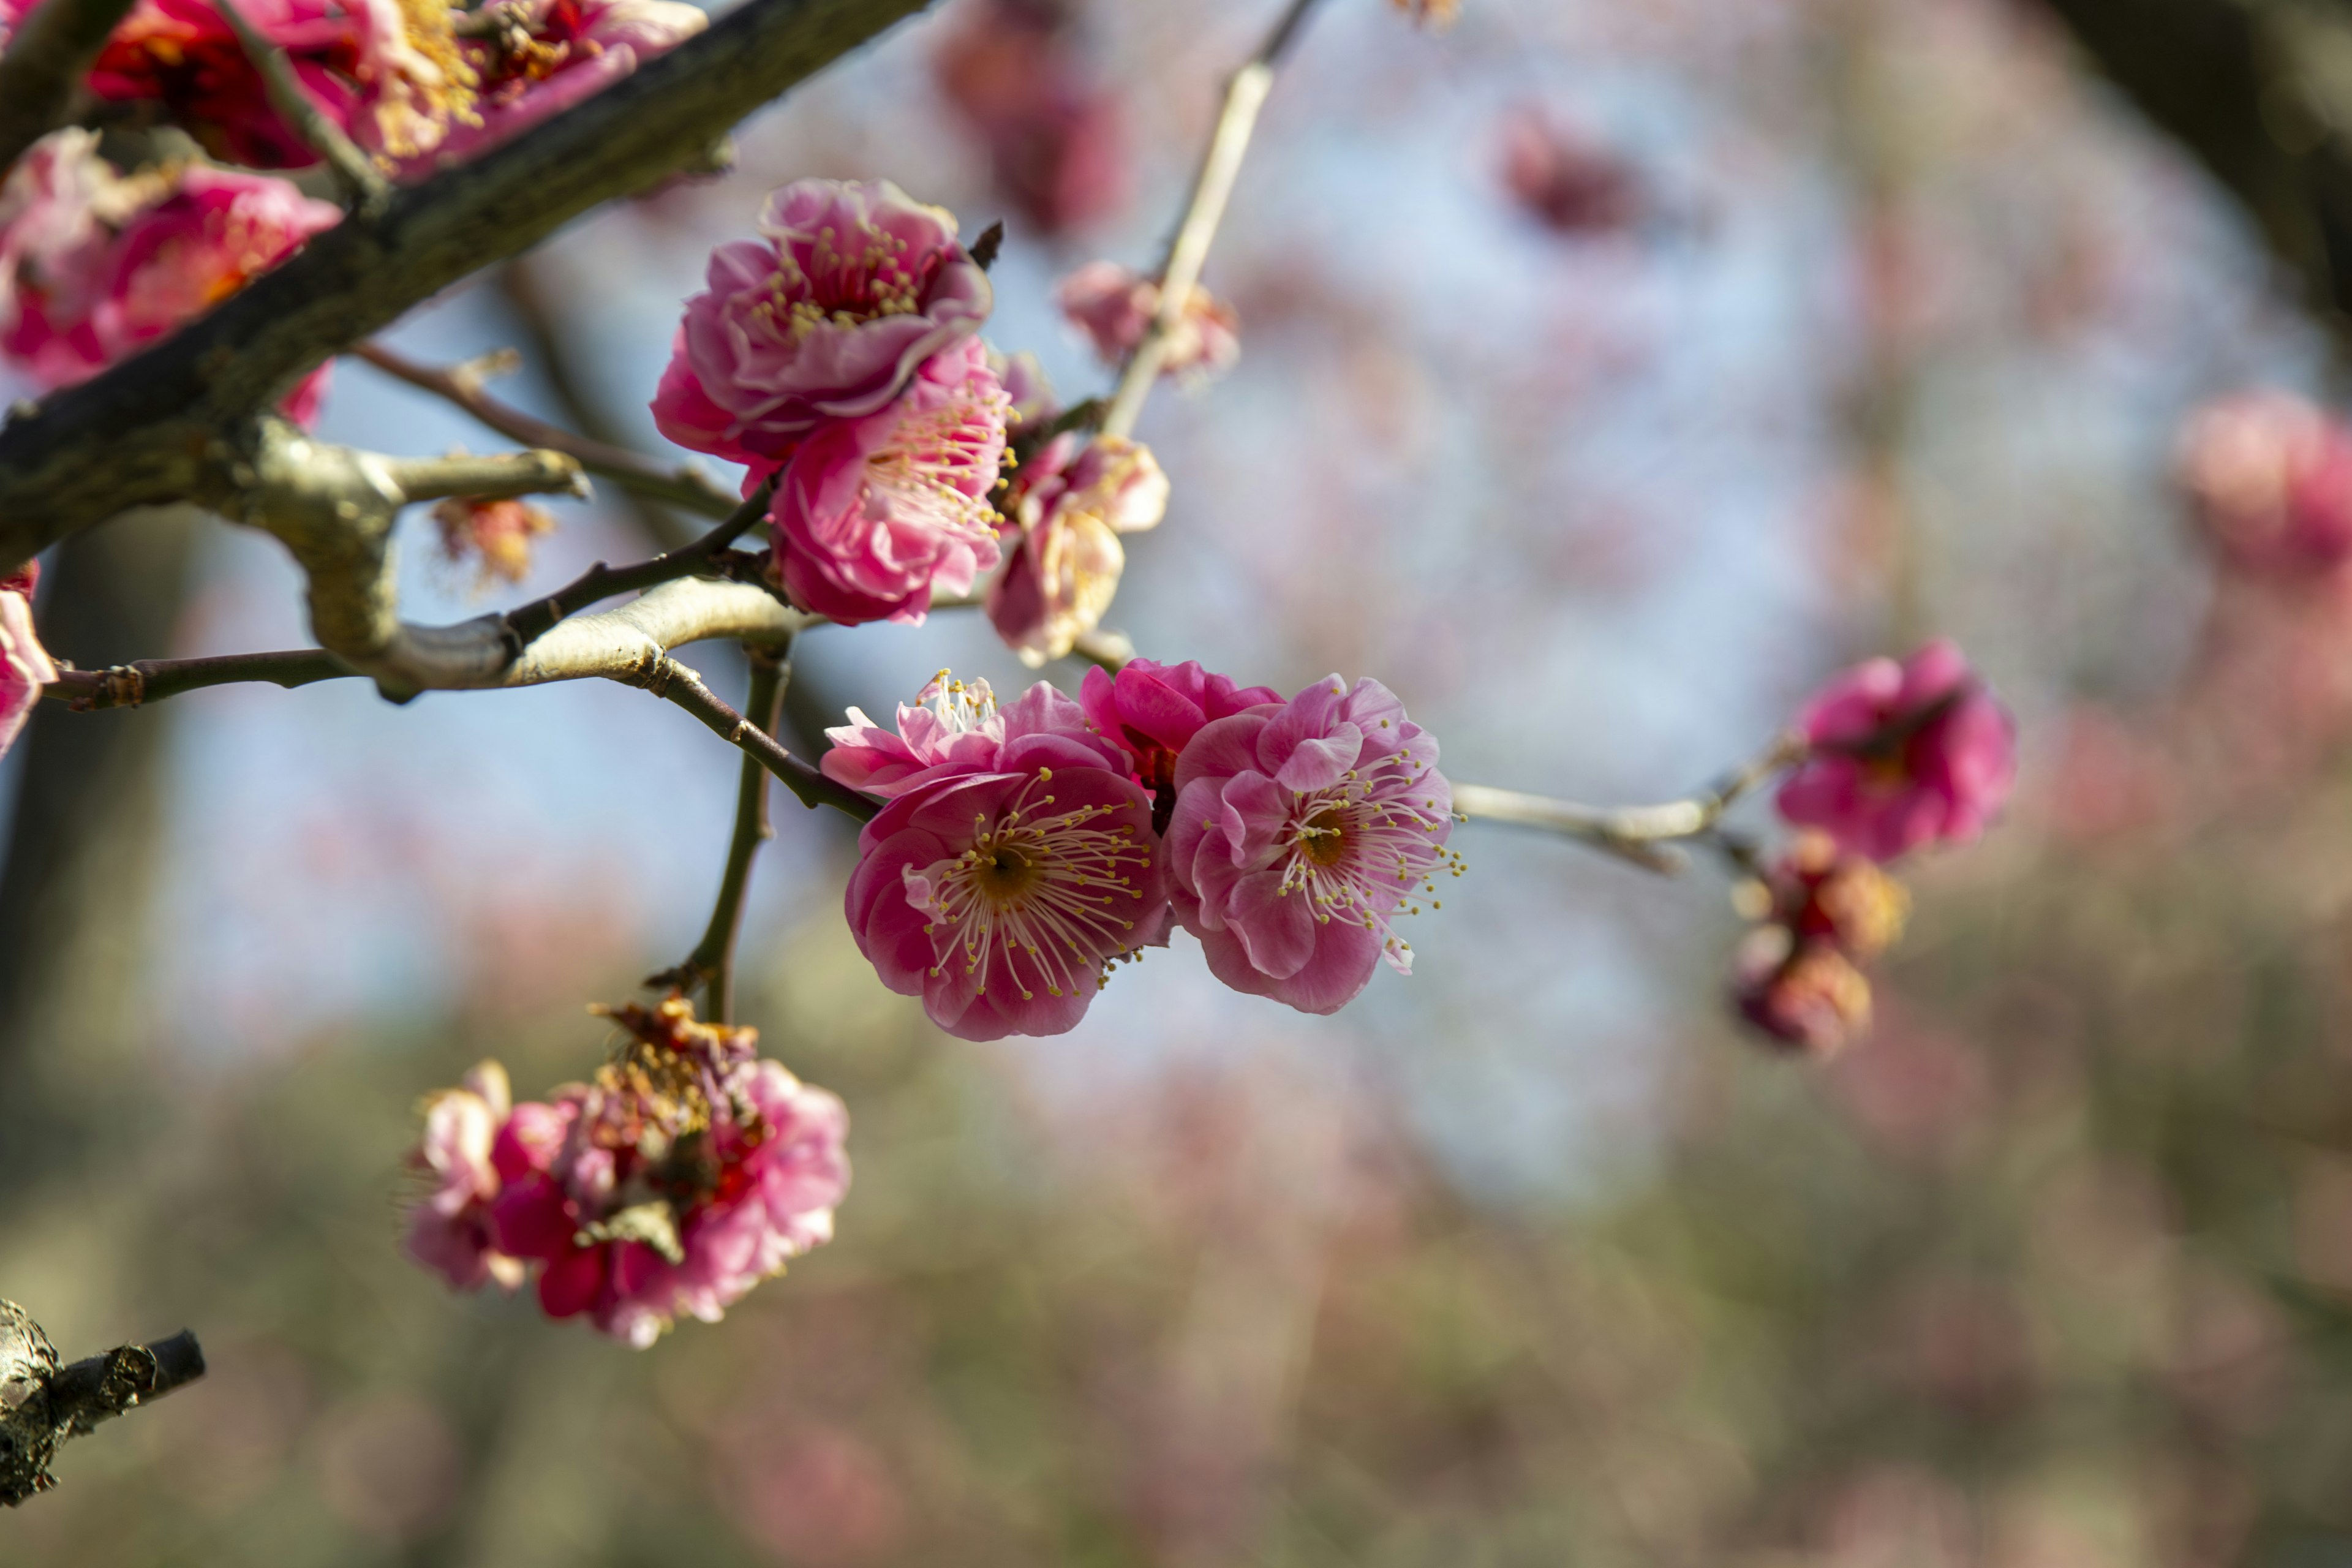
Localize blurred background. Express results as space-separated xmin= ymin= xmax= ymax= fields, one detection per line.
xmin=9 ymin=0 xmax=2352 ymax=1560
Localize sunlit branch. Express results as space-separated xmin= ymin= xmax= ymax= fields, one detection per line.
xmin=1099 ymin=0 xmax=1324 ymax=440
xmin=0 ymin=1301 xmax=205 ymax=1507
xmin=1453 ymin=736 xmax=1806 ymax=876
xmin=213 ymin=0 xmax=390 ymax=210
xmin=355 ymin=341 xmax=739 ymax=522
xmin=0 ymin=0 xmax=136 ymax=178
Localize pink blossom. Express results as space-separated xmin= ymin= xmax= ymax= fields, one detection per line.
xmin=396 ymin=0 xmax=707 ymax=177
xmin=2177 ymin=391 xmax=2352 ymax=575
xmin=416 ymin=997 xmax=848 ymax=1348
xmin=837 ymin=679 xmax=1168 ymax=1040
xmin=652 ymin=179 xmax=993 ymax=469
xmin=1168 ymin=676 xmax=1458 ymax=1015
xmin=1056 ymin=260 xmax=1238 ymax=380
xmin=987 ymin=432 xmax=1168 ymax=663
xmin=1763 ymin=832 xmax=1910 ymax=960
xmin=0 ymin=130 xmax=124 ymax=390
xmin=769 ymin=337 xmax=1009 ymax=625
xmin=1079 ymin=657 xmax=1280 ymax=806
xmin=934 ymin=0 xmax=1128 ymax=236
xmin=0 ymin=562 xmax=55 ymax=761
xmin=1732 ymin=929 xmax=1872 ymax=1058
xmin=1775 ymin=641 xmax=2017 ymax=864
xmin=404 ymin=1061 xmax=526 ymax=1292
xmin=1500 ymin=107 xmax=1641 ymax=237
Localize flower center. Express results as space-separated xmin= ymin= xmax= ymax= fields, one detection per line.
xmin=768 ymin=223 xmax=933 ymax=342
xmin=1270 ymin=749 xmax=1464 ymax=972
xmin=1297 ymin=807 xmax=1350 ymax=866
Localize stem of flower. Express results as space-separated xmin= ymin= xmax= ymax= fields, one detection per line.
xmin=647 ymin=656 xmax=878 ymax=822
xmin=665 ymin=649 xmax=791 ymax=1022
xmin=1452 ymin=734 xmax=1807 ymax=875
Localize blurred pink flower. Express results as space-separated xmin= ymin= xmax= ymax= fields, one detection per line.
xmin=1079 ymin=657 xmax=1279 ymax=806
xmin=1499 ymin=107 xmax=1640 ymax=236
xmin=839 ymin=679 xmax=1167 ymax=1040
xmin=0 ymin=136 xmax=341 ymax=423
xmin=934 ymin=0 xmax=1128 ymax=236
xmin=770 ymin=337 xmax=1009 ymax=625
xmin=1731 ymin=928 xmax=1872 ymax=1058
xmin=413 ymin=999 xmax=848 ymax=1347
xmin=404 ymin=1061 xmax=526 ymax=1292
xmin=1776 ymin=641 xmax=2016 ymax=864
xmin=1057 ymin=260 xmax=1238 ymax=380
xmin=432 ymin=494 xmax=557 ymax=586
xmin=396 ymin=0 xmax=706 ymax=177
xmin=986 ymin=432 xmax=1167 ymax=663
xmin=0 ymin=562 xmax=55 ymax=761
xmin=652 ymin=178 xmax=993 ymax=469
xmin=2178 ymin=391 xmax=2352 ymax=576
xmin=1764 ymin=832 xmax=1909 ymax=961
xmin=1167 ymin=676 xmax=1457 ymax=1014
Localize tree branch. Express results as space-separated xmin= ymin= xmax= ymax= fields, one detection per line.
xmin=0 ymin=0 xmax=934 ymax=572
xmin=0 ymin=0 xmax=135 ymax=178
xmin=1452 ymin=735 xmax=1804 ymax=876
xmin=644 ymin=655 xmax=876 ymax=820
xmin=655 ymin=649 xmax=791 ymax=1019
xmin=1099 ymin=0 xmax=1323 ymax=439
xmin=47 ymin=648 xmax=352 ymax=709
xmin=499 ymin=477 xmax=773 ymax=649
xmin=0 ymin=1300 xmax=204 ymax=1506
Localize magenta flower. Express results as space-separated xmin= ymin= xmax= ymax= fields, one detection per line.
xmin=1056 ymin=260 xmax=1238 ymax=380
xmin=652 ymin=179 xmax=993 ymax=470
xmin=394 ymin=0 xmax=707 ymax=178
xmin=1499 ymin=107 xmax=1640 ymax=237
xmin=986 ymin=432 xmax=1168 ymax=663
xmin=1730 ymin=930 xmax=1872 ymax=1058
xmin=769 ymin=337 xmax=1009 ymax=625
xmin=409 ymin=997 xmax=849 ymax=1348
xmin=824 ymin=672 xmax=1023 ymax=798
xmin=1775 ymin=641 xmax=2017 ymax=864
xmin=0 ymin=563 xmax=54 ymax=762
xmin=836 ymin=679 xmax=1168 ymax=1041
xmin=1167 ymin=677 xmax=1458 ymax=1015
xmin=1079 ymin=657 xmax=1279 ymax=809
xmin=2177 ymin=391 xmax=2352 ymax=576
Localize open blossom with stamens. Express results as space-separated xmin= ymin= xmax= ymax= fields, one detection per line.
xmin=2177 ymin=391 xmax=2352 ymax=576
xmin=1079 ymin=657 xmax=1279 ymax=823
xmin=652 ymin=179 xmax=993 ymax=470
xmin=405 ymin=997 xmax=849 ymax=1347
xmin=0 ymin=564 xmax=55 ymax=763
xmin=1168 ymin=676 xmax=1460 ymax=1015
xmin=769 ymin=337 xmax=1010 ymax=625
xmin=835 ymin=678 xmax=1169 ymax=1041
xmin=987 ymin=432 xmax=1169 ymax=664
xmin=1776 ymin=641 xmax=2016 ymax=864
xmin=1055 ymin=260 xmax=1238 ymax=380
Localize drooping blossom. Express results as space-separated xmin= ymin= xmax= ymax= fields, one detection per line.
xmin=934 ymin=0 xmax=1128 ymax=236
xmin=1732 ymin=928 xmax=1872 ymax=1058
xmin=2177 ymin=391 xmax=2352 ymax=576
xmin=986 ymin=432 xmax=1167 ymax=664
xmin=1056 ymin=260 xmax=1238 ymax=380
xmin=1500 ymin=107 xmax=1641 ymax=237
xmin=406 ymin=997 xmax=849 ymax=1347
xmin=0 ymin=564 xmax=55 ymax=762
xmin=404 ymin=1060 xmax=526 ymax=1292
xmin=1079 ymin=657 xmax=1279 ymax=823
xmin=768 ymin=337 xmax=1009 ymax=625
xmin=1776 ymin=641 xmax=2016 ymax=864
xmin=1762 ymin=832 xmax=1910 ymax=961
xmin=396 ymin=0 xmax=707 ymax=177
xmin=830 ymin=676 xmax=1169 ymax=1041
xmin=1168 ymin=676 xmax=1460 ymax=1015
xmin=652 ymin=179 xmax=993 ymax=470
xmin=0 ymin=134 xmax=341 ymax=421
xmin=433 ymin=495 xmax=557 ymax=586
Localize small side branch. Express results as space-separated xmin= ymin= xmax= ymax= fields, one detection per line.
xmin=212 ymin=0 xmax=390 ymax=211
xmin=1100 ymin=0 xmax=1324 ymax=439
xmin=1453 ymin=735 xmax=1804 ymax=876
xmin=48 ymin=649 xmax=352 ymax=709
xmin=655 ymin=650 xmax=791 ymax=1020
xmin=500 ymin=478 xmax=773 ymax=650
xmin=0 ymin=0 xmax=137 ymax=178
xmin=646 ymin=657 xmax=877 ymax=821
xmin=0 ymin=1300 xmax=205 ymax=1507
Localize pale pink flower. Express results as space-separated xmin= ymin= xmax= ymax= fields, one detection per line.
xmin=769 ymin=337 xmax=1009 ymax=625
xmin=0 ymin=563 xmax=55 ymax=761
xmin=838 ymin=679 xmax=1168 ymax=1040
xmin=395 ymin=0 xmax=707 ymax=177
xmin=404 ymin=1060 xmax=527 ymax=1292
xmin=1078 ymin=656 xmax=1279 ymax=806
xmin=1775 ymin=641 xmax=2017 ymax=864
xmin=934 ymin=0 xmax=1128 ymax=236
xmin=0 ymin=130 xmax=141 ymax=388
xmin=1168 ymin=677 xmax=1457 ymax=1015
xmin=987 ymin=432 xmax=1168 ymax=664
xmin=1500 ymin=107 xmax=1640 ymax=237
xmin=652 ymin=179 xmax=993 ymax=469
xmin=823 ymin=672 xmax=1018 ymax=798
xmin=2178 ymin=391 xmax=2352 ymax=575
xmin=452 ymin=997 xmax=848 ymax=1348
xmin=1056 ymin=260 xmax=1238 ymax=380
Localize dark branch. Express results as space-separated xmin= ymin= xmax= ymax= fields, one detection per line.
xmin=499 ymin=477 xmax=773 ymax=650
xmin=0 ymin=0 xmax=136 ymax=177
xmin=47 ymin=648 xmax=352 ymax=709
xmin=647 ymin=657 xmax=876 ymax=820
xmin=0 ymin=1300 xmax=205 ymax=1507
xmin=0 ymin=0 xmax=933 ymax=572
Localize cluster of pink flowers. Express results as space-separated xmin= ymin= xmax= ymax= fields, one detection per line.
xmin=1732 ymin=833 xmax=1910 ymax=1057
xmin=2177 ymin=391 xmax=2352 ymax=578
xmin=933 ymin=0 xmax=1128 ymax=236
xmin=822 ymin=661 xmax=1458 ymax=1038
xmin=404 ymin=996 xmax=849 ymax=1347
xmin=0 ymin=131 xmax=339 ymax=413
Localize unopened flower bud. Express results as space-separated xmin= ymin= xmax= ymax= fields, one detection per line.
xmin=1732 ymin=927 xmax=1872 ymax=1058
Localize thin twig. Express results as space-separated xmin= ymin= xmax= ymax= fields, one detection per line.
xmin=211 ymin=0 xmax=390 ymax=211
xmin=0 ymin=0 xmax=138 ymax=178
xmin=500 ymin=477 xmax=773 ymax=650
xmin=1452 ymin=734 xmax=1806 ymax=876
xmin=646 ymin=657 xmax=877 ymax=821
xmin=47 ymin=649 xmax=352 ymax=710
xmin=0 ymin=1301 xmax=205 ymax=1507
xmin=654 ymin=649 xmax=791 ymax=1019
xmin=355 ymin=341 xmax=738 ymax=521
xmin=1099 ymin=0 xmax=1324 ymax=439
